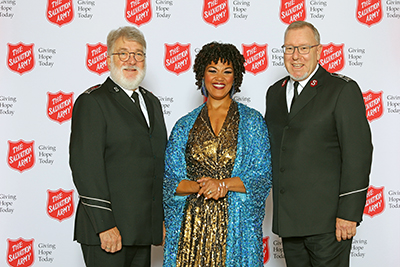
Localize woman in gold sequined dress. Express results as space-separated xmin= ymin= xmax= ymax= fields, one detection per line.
xmin=163 ymin=42 xmax=272 ymax=267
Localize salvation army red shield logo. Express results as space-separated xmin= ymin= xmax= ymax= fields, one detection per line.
xmin=86 ymin=43 xmax=108 ymax=75
xmin=7 ymin=43 xmax=35 ymax=75
xmin=364 ymin=185 xmax=385 ymax=217
xmin=280 ymin=0 xmax=306 ymax=24
xmin=164 ymin=43 xmax=191 ymax=75
xmin=356 ymin=0 xmax=382 ymax=27
xmin=47 ymin=91 xmax=73 ymax=124
xmin=47 ymin=189 xmax=74 ymax=222
xmin=203 ymin=0 xmax=229 ymax=27
xmin=319 ymin=43 xmax=345 ymax=73
xmin=46 ymin=0 xmax=74 ymax=27
xmin=243 ymin=43 xmax=268 ymax=75
xmin=263 ymin=236 xmax=270 ymax=264
xmin=363 ymin=90 xmax=383 ymax=122
xmin=125 ymin=0 xmax=152 ymax=26
xmin=310 ymin=79 xmax=318 ymax=87
xmin=7 ymin=238 xmax=34 ymax=267
xmin=7 ymin=140 xmax=35 ymax=173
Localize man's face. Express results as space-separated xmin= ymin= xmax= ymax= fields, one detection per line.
xmin=283 ymin=27 xmax=322 ymax=81
xmin=107 ymin=37 xmax=146 ymax=90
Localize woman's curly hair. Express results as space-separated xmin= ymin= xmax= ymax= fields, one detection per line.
xmin=193 ymin=42 xmax=246 ymax=95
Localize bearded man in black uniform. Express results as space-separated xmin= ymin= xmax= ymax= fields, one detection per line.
xmin=264 ymin=21 xmax=373 ymax=267
xmin=69 ymin=26 xmax=167 ymax=267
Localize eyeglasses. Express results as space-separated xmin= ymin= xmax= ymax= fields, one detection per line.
xmin=111 ymin=51 xmax=146 ymax=62
xmin=281 ymin=44 xmax=319 ymax=55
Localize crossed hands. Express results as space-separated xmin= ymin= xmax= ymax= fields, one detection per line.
xmin=197 ymin=177 xmax=228 ymax=200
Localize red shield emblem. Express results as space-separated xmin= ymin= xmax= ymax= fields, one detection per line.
xmin=263 ymin=236 xmax=270 ymax=264
xmin=46 ymin=0 xmax=74 ymax=27
xmin=7 ymin=140 xmax=35 ymax=173
xmin=47 ymin=91 xmax=74 ymax=124
xmin=7 ymin=238 xmax=34 ymax=267
xmin=203 ymin=0 xmax=229 ymax=27
xmin=356 ymin=0 xmax=382 ymax=27
xmin=164 ymin=43 xmax=191 ymax=75
xmin=280 ymin=0 xmax=306 ymax=24
xmin=363 ymin=90 xmax=383 ymax=122
xmin=125 ymin=0 xmax=152 ymax=26
xmin=364 ymin=185 xmax=385 ymax=217
xmin=7 ymin=43 xmax=35 ymax=75
xmin=243 ymin=43 xmax=268 ymax=75
xmin=310 ymin=79 xmax=318 ymax=87
xmin=319 ymin=43 xmax=345 ymax=73
xmin=47 ymin=189 xmax=74 ymax=222
xmin=86 ymin=43 xmax=109 ymax=75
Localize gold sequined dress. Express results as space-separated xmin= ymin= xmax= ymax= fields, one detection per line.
xmin=175 ymin=101 xmax=239 ymax=267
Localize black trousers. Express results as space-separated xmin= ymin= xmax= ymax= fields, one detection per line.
xmin=282 ymin=232 xmax=352 ymax=267
xmin=81 ymin=244 xmax=151 ymax=267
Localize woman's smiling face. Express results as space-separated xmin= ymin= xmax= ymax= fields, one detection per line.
xmin=203 ymin=60 xmax=234 ymax=101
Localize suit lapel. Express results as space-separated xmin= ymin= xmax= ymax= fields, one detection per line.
xmin=288 ymin=84 xmax=317 ymax=120
xmin=288 ymin=66 xmax=325 ymax=121
xmin=106 ymin=78 xmax=136 ymax=115
xmin=106 ymin=78 xmax=149 ymax=129
xmin=278 ymin=78 xmax=290 ymax=117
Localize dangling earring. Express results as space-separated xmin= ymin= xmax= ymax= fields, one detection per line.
xmin=201 ymin=78 xmax=208 ymax=97
xmin=230 ymin=82 xmax=236 ymax=98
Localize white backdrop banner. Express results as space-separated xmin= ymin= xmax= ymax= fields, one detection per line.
xmin=1 ymin=0 xmax=399 ymax=266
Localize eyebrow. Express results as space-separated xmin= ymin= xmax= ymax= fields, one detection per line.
xmin=116 ymin=48 xmax=144 ymax=52
xmin=207 ymin=66 xmax=233 ymax=70
xmin=284 ymin=43 xmax=311 ymax=46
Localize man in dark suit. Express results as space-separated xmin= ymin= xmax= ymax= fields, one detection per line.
xmin=69 ymin=26 xmax=167 ymax=267
xmin=264 ymin=21 xmax=373 ymax=266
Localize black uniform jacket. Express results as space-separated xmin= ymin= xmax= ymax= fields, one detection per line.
xmin=69 ymin=77 xmax=167 ymax=246
xmin=265 ymin=66 xmax=373 ymax=238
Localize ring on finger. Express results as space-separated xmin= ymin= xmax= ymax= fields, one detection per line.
xmin=208 ymin=190 xmax=212 ymax=194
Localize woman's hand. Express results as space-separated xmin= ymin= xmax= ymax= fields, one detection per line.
xmin=197 ymin=177 xmax=228 ymax=200
xmin=175 ymin=180 xmax=201 ymax=196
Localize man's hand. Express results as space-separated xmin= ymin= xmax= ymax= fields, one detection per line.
xmin=99 ymin=227 xmax=122 ymax=253
xmin=335 ymin=218 xmax=357 ymax=242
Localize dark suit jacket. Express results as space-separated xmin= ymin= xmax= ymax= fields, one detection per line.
xmin=265 ymin=66 xmax=372 ymax=238
xmin=69 ymin=77 xmax=167 ymax=245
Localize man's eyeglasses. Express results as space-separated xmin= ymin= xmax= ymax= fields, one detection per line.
xmin=281 ymin=44 xmax=319 ymax=55
xmin=111 ymin=51 xmax=146 ymax=62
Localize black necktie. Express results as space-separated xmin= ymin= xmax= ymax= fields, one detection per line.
xmin=290 ymin=81 xmax=299 ymax=111
xmin=131 ymin=91 xmax=141 ymax=109
xmin=131 ymin=91 xmax=148 ymax=126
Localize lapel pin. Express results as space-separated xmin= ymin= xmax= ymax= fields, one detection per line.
xmin=310 ymin=80 xmax=318 ymax=87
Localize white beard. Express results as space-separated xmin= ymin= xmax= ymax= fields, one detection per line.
xmin=109 ymin=57 xmax=146 ymax=90
xmin=289 ymin=72 xmax=309 ymax=82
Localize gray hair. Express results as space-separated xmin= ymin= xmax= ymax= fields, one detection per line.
xmin=107 ymin=26 xmax=146 ymax=54
xmin=284 ymin=21 xmax=320 ymax=44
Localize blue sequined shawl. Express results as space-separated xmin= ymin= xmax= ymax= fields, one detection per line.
xmin=163 ymin=101 xmax=272 ymax=267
